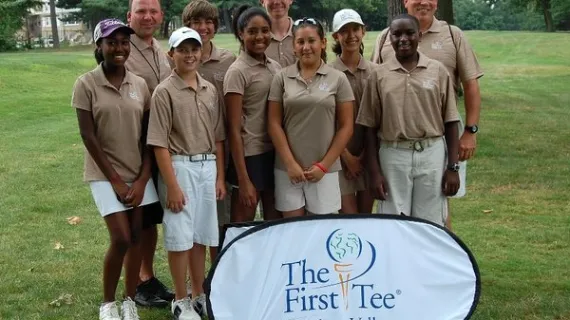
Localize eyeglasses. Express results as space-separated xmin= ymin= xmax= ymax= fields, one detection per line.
xmin=293 ymin=17 xmax=319 ymax=27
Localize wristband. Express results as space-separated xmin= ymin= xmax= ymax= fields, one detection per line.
xmin=313 ymin=162 xmax=328 ymax=173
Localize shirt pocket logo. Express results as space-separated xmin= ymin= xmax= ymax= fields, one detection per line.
xmin=214 ymin=72 xmax=225 ymax=82
xmin=422 ymin=79 xmax=436 ymax=90
xmin=319 ymin=82 xmax=330 ymax=92
xmin=431 ymin=40 xmax=443 ymax=50
xmin=129 ymin=91 xmax=142 ymax=101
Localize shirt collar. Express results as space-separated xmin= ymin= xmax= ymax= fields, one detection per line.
xmin=271 ymin=17 xmax=293 ymax=41
xmin=332 ymin=55 xmax=368 ymax=72
xmin=426 ymin=17 xmax=442 ymax=33
xmin=239 ymin=51 xmax=274 ymax=67
xmin=93 ymin=63 xmax=133 ymax=87
xmin=170 ymin=69 xmax=208 ymax=91
xmin=286 ymin=60 xmax=329 ymax=78
xmin=386 ymin=52 xmax=430 ymax=71
xmin=130 ymin=33 xmax=160 ymax=51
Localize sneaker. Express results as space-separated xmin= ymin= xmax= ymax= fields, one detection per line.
xmin=139 ymin=277 xmax=175 ymax=302
xmin=99 ymin=301 xmax=120 ymax=320
xmin=172 ymin=298 xmax=201 ymax=320
xmin=192 ymin=293 xmax=207 ymax=317
xmin=134 ymin=289 xmax=168 ymax=308
xmin=121 ymin=297 xmax=140 ymax=320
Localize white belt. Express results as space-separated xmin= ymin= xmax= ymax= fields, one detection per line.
xmin=381 ymin=137 xmax=441 ymax=152
xmin=171 ymin=154 xmax=217 ymax=162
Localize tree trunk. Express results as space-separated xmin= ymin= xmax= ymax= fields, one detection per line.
xmin=387 ymin=0 xmax=406 ymax=25
xmin=436 ymin=0 xmax=455 ymax=25
xmin=49 ymin=0 xmax=60 ymax=48
xmin=222 ymin=8 xmax=232 ymax=33
xmin=540 ymin=0 xmax=555 ymax=32
xmin=162 ymin=19 xmax=170 ymax=38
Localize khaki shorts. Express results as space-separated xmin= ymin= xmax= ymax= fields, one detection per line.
xmin=338 ymin=171 xmax=366 ymax=195
xmin=274 ymin=169 xmax=341 ymax=214
xmin=89 ymin=180 xmax=158 ymax=217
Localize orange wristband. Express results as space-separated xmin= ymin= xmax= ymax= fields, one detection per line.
xmin=313 ymin=162 xmax=328 ymax=173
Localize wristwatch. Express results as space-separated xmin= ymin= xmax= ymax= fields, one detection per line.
xmin=465 ymin=125 xmax=479 ymax=134
xmin=447 ymin=163 xmax=460 ymax=172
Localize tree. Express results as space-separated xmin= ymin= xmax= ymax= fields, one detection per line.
xmin=387 ymin=0 xmax=405 ymax=24
xmin=0 ymin=0 xmax=43 ymax=51
xmin=437 ymin=0 xmax=455 ymax=24
xmin=49 ymin=0 xmax=60 ymax=48
xmin=57 ymin=0 xmax=128 ymax=33
xmin=510 ymin=0 xmax=556 ymax=31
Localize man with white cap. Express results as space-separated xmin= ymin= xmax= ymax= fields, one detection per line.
xmin=147 ymin=26 xmax=226 ymax=320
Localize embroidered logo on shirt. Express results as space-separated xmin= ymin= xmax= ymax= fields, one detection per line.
xmin=431 ymin=40 xmax=443 ymax=50
xmin=422 ymin=79 xmax=436 ymax=89
xmin=319 ymin=82 xmax=330 ymax=92
xmin=129 ymin=91 xmax=141 ymax=101
xmin=213 ymin=72 xmax=225 ymax=82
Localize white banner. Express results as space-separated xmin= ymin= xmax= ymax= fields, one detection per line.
xmin=207 ymin=215 xmax=480 ymax=320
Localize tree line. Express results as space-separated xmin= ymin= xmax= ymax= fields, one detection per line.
xmin=1 ymin=0 xmax=568 ymax=51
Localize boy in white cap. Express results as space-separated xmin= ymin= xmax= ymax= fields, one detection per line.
xmin=147 ymin=27 xmax=226 ymax=320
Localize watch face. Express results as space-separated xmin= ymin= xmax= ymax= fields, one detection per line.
xmin=467 ymin=125 xmax=478 ymax=133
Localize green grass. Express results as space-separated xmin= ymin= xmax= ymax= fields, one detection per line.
xmin=1 ymin=31 xmax=570 ymax=319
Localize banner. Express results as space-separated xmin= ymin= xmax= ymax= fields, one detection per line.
xmin=207 ymin=215 xmax=480 ymax=320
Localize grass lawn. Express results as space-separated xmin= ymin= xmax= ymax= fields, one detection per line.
xmin=1 ymin=31 xmax=569 ymax=320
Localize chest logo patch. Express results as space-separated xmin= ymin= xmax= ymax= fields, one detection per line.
xmin=319 ymin=82 xmax=330 ymax=92
xmin=129 ymin=91 xmax=141 ymax=101
xmin=431 ymin=40 xmax=444 ymax=50
xmin=422 ymin=79 xmax=436 ymax=89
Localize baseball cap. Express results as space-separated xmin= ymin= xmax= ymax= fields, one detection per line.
xmin=332 ymin=9 xmax=365 ymax=33
xmin=168 ymin=27 xmax=202 ymax=50
xmin=93 ymin=19 xmax=134 ymax=43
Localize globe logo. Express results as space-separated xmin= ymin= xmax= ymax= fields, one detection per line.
xmin=326 ymin=229 xmax=363 ymax=309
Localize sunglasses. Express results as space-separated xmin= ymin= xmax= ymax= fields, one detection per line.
xmin=293 ymin=17 xmax=320 ymax=27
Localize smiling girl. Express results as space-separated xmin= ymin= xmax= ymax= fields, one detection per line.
xmin=72 ymin=18 xmax=158 ymax=320
xmin=224 ymin=5 xmax=282 ymax=223
xmin=268 ymin=17 xmax=355 ymax=217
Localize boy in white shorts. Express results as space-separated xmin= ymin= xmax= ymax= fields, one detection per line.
xmin=147 ymin=27 xmax=226 ymax=320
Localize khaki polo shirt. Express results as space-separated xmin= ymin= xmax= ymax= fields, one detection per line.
xmin=199 ymin=43 xmax=237 ymax=120
xmin=147 ymin=71 xmax=225 ymax=155
xmin=268 ymin=62 xmax=355 ymax=172
xmin=356 ymin=53 xmax=459 ymax=142
xmin=370 ymin=18 xmax=484 ymax=94
xmin=126 ymin=34 xmax=172 ymax=93
xmin=223 ymin=51 xmax=281 ymax=157
xmin=266 ymin=17 xmax=296 ymax=68
xmin=71 ymin=65 xmax=151 ymax=182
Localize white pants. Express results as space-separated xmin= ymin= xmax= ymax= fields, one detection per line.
xmin=274 ymin=169 xmax=341 ymax=214
xmin=158 ymin=156 xmax=218 ymax=251
xmin=377 ymin=138 xmax=447 ymax=226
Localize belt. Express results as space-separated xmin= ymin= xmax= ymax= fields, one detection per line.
xmin=172 ymin=154 xmax=217 ymax=162
xmin=381 ymin=137 xmax=441 ymax=152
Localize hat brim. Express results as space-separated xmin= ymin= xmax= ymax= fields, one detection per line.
xmin=171 ymin=37 xmax=202 ymax=49
xmin=333 ymin=20 xmax=365 ymax=33
xmin=100 ymin=25 xmax=135 ymax=39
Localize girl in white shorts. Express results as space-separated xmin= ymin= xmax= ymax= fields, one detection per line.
xmin=72 ymin=19 xmax=158 ymax=320
xmin=268 ymin=17 xmax=355 ymax=217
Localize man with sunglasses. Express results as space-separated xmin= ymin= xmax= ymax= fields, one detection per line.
xmin=260 ymin=0 xmax=296 ymax=67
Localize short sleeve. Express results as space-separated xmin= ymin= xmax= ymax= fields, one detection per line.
xmin=454 ymin=27 xmax=484 ymax=82
xmin=71 ymin=77 xmax=92 ymax=111
xmin=223 ymin=66 xmax=247 ymax=96
xmin=212 ymin=88 xmax=226 ymax=142
xmin=268 ymin=71 xmax=285 ymax=103
xmin=356 ymin=70 xmax=382 ymax=128
xmin=146 ymin=87 xmax=172 ymax=148
xmin=439 ymin=65 xmax=460 ymax=123
xmin=335 ymin=72 xmax=355 ymax=103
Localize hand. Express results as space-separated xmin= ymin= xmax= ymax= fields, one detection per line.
xmin=304 ymin=165 xmax=326 ymax=183
xmin=125 ymin=179 xmax=146 ymax=207
xmin=111 ymin=180 xmax=130 ymax=204
xmin=442 ymin=170 xmax=460 ymax=196
xmin=370 ymin=173 xmax=388 ymax=200
xmin=166 ymin=185 xmax=186 ymax=213
xmin=216 ymin=179 xmax=227 ymax=201
xmin=286 ymin=162 xmax=306 ymax=184
xmin=342 ymin=152 xmax=362 ymax=180
xmin=239 ymin=179 xmax=258 ymax=208
xmin=459 ymin=132 xmax=477 ymax=161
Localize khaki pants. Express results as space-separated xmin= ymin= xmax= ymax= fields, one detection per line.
xmin=377 ymin=138 xmax=447 ymax=226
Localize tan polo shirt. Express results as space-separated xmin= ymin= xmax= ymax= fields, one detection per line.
xmin=125 ymin=34 xmax=172 ymax=93
xmin=330 ymin=56 xmax=378 ymax=152
xmin=370 ymin=18 xmax=484 ymax=94
xmin=356 ymin=53 xmax=459 ymax=142
xmin=266 ymin=17 xmax=296 ymax=68
xmin=268 ymin=62 xmax=355 ymax=172
xmin=199 ymin=43 xmax=237 ymax=120
xmin=223 ymin=51 xmax=281 ymax=157
xmin=147 ymin=71 xmax=225 ymax=155
xmin=71 ymin=64 xmax=151 ymax=182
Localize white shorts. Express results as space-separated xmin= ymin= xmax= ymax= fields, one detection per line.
xmin=274 ymin=169 xmax=341 ymax=214
xmin=89 ymin=180 xmax=159 ymax=217
xmin=158 ymin=156 xmax=218 ymax=251
xmin=447 ymin=118 xmax=467 ymax=198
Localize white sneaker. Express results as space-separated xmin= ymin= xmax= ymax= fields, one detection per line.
xmin=99 ymin=301 xmax=120 ymax=320
xmin=172 ymin=297 xmax=201 ymax=320
xmin=193 ymin=293 xmax=207 ymax=317
xmin=121 ymin=297 xmax=140 ymax=320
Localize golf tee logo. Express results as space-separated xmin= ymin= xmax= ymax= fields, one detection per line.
xmin=327 ymin=229 xmax=364 ymax=310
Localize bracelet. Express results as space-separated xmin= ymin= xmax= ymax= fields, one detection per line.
xmin=313 ymin=162 xmax=328 ymax=173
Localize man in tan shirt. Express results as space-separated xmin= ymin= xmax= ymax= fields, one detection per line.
xmin=260 ymin=0 xmax=296 ymax=67
xmin=125 ymin=0 xmax=174 ymax=308
xmin=370 ymin=0 xmax=483 ymax=229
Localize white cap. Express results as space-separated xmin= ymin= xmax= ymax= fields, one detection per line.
xmin=332 ymin=9 xmax=365 ymax=33
xmin=168 ymin=27 xmax=202 ymax=49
